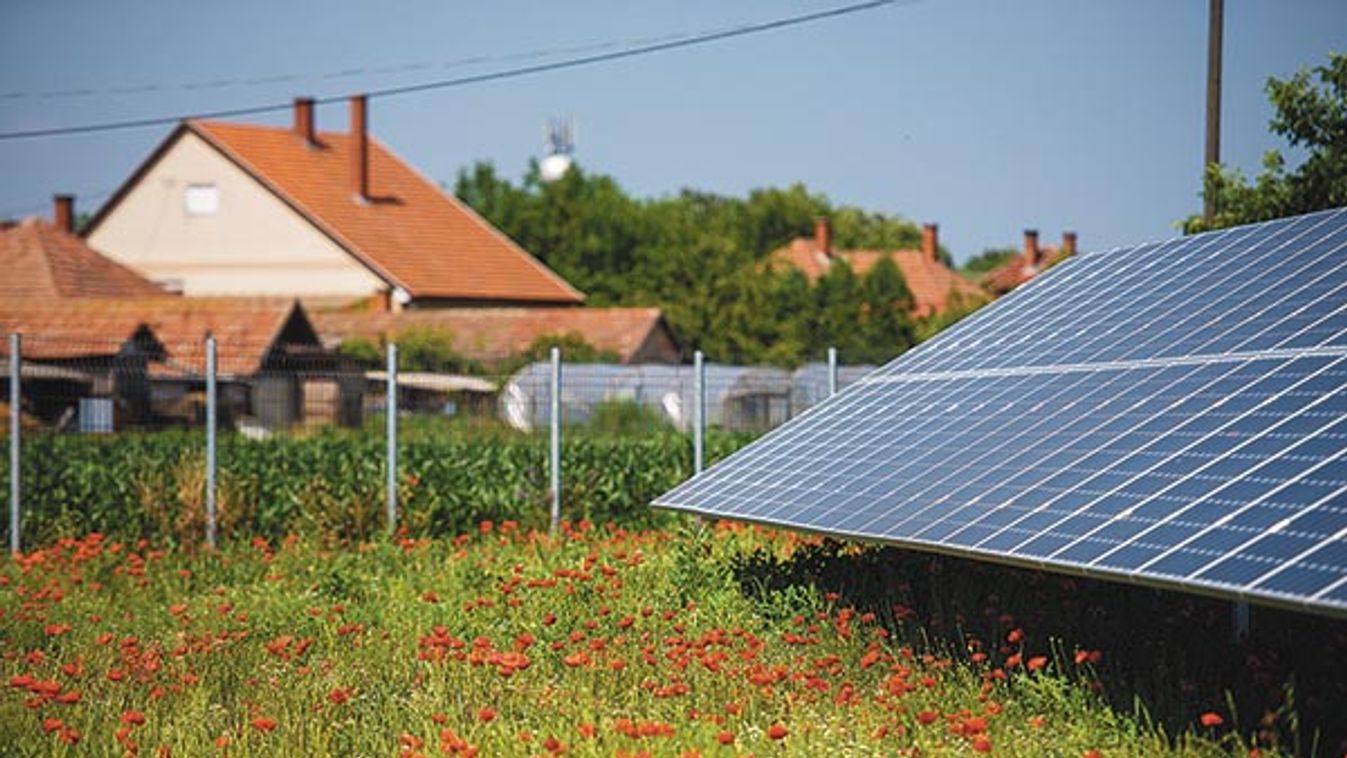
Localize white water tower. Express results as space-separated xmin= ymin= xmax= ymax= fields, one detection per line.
xmin=539 ymin=118 xmax=575 ymax=182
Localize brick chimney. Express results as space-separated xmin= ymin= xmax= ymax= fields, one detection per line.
xmin=922 ymin=223 xmax=939 ymax=263
xmin=815 ymin=217 xmax=832 ymax=258
xmin=1023 ymin=229 xmax=1040 ymax=268
xmin=1062 ymin=230 xmax=1078 ymax=257
xmin=53 ymin=194 xmax=74 ymax=233
xmin=293 ymin=97 xmax=316 ymax=146
xmin=350 ymin=94 xmax=369 ymax=203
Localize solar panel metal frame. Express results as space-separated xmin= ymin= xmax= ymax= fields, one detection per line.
xmin=653 ymin=208 xmax=1347 ymax=619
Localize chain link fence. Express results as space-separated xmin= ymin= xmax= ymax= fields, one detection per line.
xmin=2 ymin=332 xmax=871 ymax=550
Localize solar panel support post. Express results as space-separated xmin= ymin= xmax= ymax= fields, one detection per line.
xmin=693 ymin=350 xmax=705 ymax=475
xmin=9 ymin=333 xmax=20 ymax=555
xmin=386 ymin=343 xmax=399 ymax=535
xmin=827 ymin=347 xmax=838 ymax=397
xmin=1233 ymin=600 xmax=1250 ymax=641
xmin=549 ymin=346 xmax=562 ymax=535
xmin=204 ymin=335 xmax=218 ymax=550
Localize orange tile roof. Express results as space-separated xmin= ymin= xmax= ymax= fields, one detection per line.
xmin=175 ymin=121 xmax=583 ymax=305
xmin=0 ymin=298 xmax=318 ymax=376
xmin=0 ymin=218 xmax=168 ymax=300
xmin=981 ymin=245 xmax=1069 ymax=296
xmin=769 ymin=238 xmax=987 ymax=318
xmin=312 ymin=307 xmax=675 ymax=365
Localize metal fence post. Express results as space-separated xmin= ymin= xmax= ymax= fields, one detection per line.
xmin=693 ymin=350 xmax=705 ymax=475
xmin=827 ymin=346 xmax=838 ymax=398
xmin=9 ymin=333 xmax=20 ymax=555
xmin=205 ymin=335 xmax=218 ymax=549
xmin=549 ymin=346 xmax=562 ymax=535
xmin=386 ymin=343 xmax=398 ymax=535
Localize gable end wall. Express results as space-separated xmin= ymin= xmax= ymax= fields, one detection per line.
xmin=87 ymin=131 xmax=387 ymax=299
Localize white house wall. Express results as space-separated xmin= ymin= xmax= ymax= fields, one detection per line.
xmin=88 ymin=131 xmax=386 ymax=299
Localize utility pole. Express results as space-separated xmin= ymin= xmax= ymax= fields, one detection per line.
xmin=1203 ymin=0 xmax=1224 ymax=225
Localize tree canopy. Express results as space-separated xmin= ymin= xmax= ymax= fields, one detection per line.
xmin=453 ymin=164 xmax=979 ymax=366
xmin=1185 ymin=52 xmax=1347 ymax=233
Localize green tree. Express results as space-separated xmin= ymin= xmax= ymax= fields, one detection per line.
xmin=453 ymin=161 xmax=953 ymax=365
xmin=960 ymin=247 xmax=1018 ymax=276
xmin=336 ymin=336 xmax=382 ymax=366
xmin=811 ymin=259 xmax=864 ymax=361
xmin=1185 ymin=52 xmax=1347 ymax=233
xmin=859 ymin=257 xmax=916 ymax=363
xmin=336 ymin=328 xmax=483 ymax=374
xmin=394 ymin=328 xmax=482 ymax=374
xmin=768 ymin=268 xmax=815 ymax=366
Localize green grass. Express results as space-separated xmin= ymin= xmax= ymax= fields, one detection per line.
xmin=0 ymin=525 xmax=1274 ymax=757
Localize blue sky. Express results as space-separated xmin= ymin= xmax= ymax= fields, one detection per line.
xmin=1 ymin=0 xmax=1342 ymax=262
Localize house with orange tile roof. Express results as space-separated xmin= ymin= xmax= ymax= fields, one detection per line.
xmin=0 ymin=197 xmax=168 ymax=301
xmin=84 ymin=96 xmax=584 ymax=310
xmin=1 ymin=298 xmax=356 ymax=430
xmin=980 ymin=229 xmax=1078 ymax=296
xmin=312 ymin=306 xmax=682 ymax=367
xmin=768 ymin=220 xmax=986 ymax=319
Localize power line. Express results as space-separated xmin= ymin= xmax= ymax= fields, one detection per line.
xmin=0 ymin=0 xmax=897 ymax=142
xmin=4 ymin=29 xmax=711 ymax=102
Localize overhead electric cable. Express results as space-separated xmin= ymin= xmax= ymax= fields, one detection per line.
xmin=5 ymin=26 xmax=746 ymax=101
xmin=0 ymin=0 xmax=896 ymax=142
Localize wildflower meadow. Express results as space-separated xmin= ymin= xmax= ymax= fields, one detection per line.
xmin=0 ymin=522 xmax=1309 ymax=757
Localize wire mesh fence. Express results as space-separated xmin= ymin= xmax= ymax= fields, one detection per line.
xmin=2 ymin=332 xmax=872 ymax=550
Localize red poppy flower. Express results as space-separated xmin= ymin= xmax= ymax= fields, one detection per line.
xmin=478 ymin=707 xmax=497 ymax=723
xmin=766 ymin=723 xmax=789 ymax=740
xmin=120 ymin=710 xmax=147 ymax=725
xmin=962 ymin=716 xmax=988 ymax=735
xmin=251 ymin=717 xmax=278 ymax=733
xmin=717 ymin=730 xmax=735 ymax=745
xmin=1199 ymin=712 xmax=1224 ymax=728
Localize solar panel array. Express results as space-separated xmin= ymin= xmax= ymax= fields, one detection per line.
xmin=654 ymin=208 xmax=1347 ymax=617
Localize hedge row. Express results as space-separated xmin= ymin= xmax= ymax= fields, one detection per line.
xmin=1 ymin=430 xmax=754 ymax=546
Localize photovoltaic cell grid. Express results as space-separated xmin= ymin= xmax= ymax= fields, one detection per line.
xmin=654 ymin=207 xmax=1347 ymax=617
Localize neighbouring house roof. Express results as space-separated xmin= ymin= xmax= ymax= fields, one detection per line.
xmin=981 ymin=245 xmax=1071 ymax=296
xmin=0 ymin=218 xmax=169 ymax=300
xmin=769 ymin=238 xmax=987 ymax=318
xmin=0 ymin=298 xmax=321 ymax=376
xmin=312 ymin=307 xmax=679 ymax=365
xmin=84 ymin=119 xmax=584 ymax=305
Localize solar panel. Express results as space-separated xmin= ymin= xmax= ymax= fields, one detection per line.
xmin=654 ymin=207 xmax=1347 ymax=618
